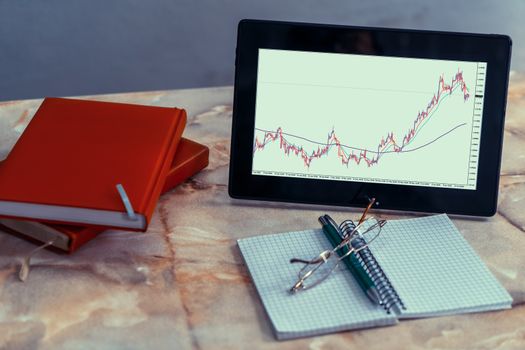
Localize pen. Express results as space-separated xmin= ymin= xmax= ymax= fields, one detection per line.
xmin=319 ymin=215 xmax=382 ymax=305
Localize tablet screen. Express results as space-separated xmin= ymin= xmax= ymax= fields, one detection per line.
xmin=252 ymin=49 xmax=487 ymax=190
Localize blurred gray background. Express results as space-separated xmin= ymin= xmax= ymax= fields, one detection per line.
xmin=1 ymin=0 xmax=523 ymax=101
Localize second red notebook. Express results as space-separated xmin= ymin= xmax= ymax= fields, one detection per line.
xmin=0 ymin=138 xmax=209 ymax=253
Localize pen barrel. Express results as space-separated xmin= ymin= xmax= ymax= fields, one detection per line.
xmin=321 ymin=224 xmax=373 ymax=292
xmin=352 ymin=235 xmax=405 ymax=312
xmin=348 ymin=253 xmax=375 ymax=289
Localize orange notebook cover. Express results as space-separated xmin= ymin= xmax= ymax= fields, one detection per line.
xmin=0 ymin=138 xmax=209 ymax=253
xmin=0 ymin=97 xmax=186 ymax=231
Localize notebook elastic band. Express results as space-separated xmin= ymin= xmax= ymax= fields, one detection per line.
xmin=116 ymin=184 xmax=137 ymax=220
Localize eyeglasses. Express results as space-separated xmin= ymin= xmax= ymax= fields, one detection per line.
xmin=290 ymin=216 xmax=385 ymax=293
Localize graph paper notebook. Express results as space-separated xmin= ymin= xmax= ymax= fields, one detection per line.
xmin=238 ymin=214 xmax=512 ymax=340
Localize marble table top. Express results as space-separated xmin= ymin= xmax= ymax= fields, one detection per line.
xmin=0 ymin=74 xmax=524 ymax=349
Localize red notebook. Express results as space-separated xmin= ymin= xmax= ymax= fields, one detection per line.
xmin=0 ymin=138 xmax=209 ymax=253
xmin=0 ymin=97 xmax=186 ymax=231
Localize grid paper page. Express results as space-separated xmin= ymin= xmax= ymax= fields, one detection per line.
xmin=238 ymin=229 xmax=397 ymax=340
xmin=368 ymin=214 xmax=513 ymax=318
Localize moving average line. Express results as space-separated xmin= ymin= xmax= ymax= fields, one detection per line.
xmin=255 ymin=123 xmax=466 ymax=155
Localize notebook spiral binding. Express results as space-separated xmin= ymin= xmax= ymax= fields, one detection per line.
xmin=340 ymin=220 xmax=405 ymax=314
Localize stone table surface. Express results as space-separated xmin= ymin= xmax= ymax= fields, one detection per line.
xmin=0 ymin=75 xmax=524 ymax=349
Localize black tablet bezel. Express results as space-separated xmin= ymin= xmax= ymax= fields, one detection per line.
xmin=229 ymin=19 xmax=512 ymax=216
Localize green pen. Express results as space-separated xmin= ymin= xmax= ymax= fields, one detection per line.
xmin=319 ymin=215 xmax=382 ymax=305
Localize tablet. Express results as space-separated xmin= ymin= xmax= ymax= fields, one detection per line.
xmin=228 ymin=19 xmax=512 ymax=216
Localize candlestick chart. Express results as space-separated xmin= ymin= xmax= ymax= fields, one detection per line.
xmin=252 ymin=50 xmax=486 ymax=190
xmin=254 ymin=71 xmax=469 ymax=168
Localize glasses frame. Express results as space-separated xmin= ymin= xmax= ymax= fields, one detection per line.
xmin=290 ymin=216 xmax=385 ymax=293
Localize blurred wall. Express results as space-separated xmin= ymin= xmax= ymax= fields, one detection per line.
xmin=0 ymin=0 xmax=523 ymax=101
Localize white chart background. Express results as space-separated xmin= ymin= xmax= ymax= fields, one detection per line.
xmin=252 ymin=49 xmax=485 ymax=189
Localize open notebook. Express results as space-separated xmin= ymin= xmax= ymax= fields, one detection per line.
xmin=238 ymin=214 xmax=512 ymax=340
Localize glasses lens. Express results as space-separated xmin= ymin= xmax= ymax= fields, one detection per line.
xmin=352 ymin=217 xmax=382 ymax=248
xmin=298 ymin=252 xmax=339 ymax=289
